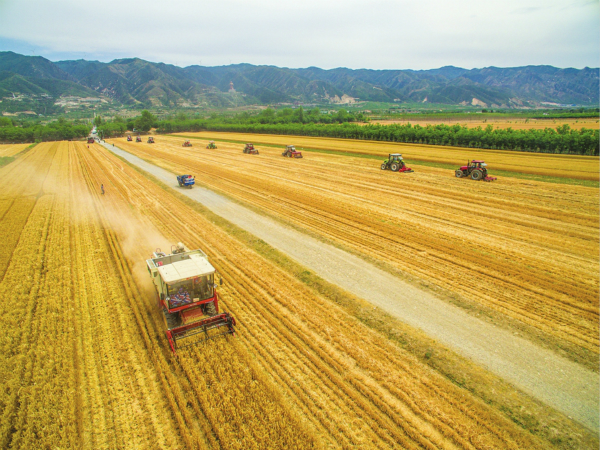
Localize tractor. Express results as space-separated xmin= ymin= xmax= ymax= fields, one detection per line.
xmin=381 ymin=154 xmax=413 ymax=173
xmin=87 ymin=137 xmax=95 ymax=144
xmin=147 ymin=243 xmax=236 ymax=354
xmin=127 ymin=134 xmax=133 ymax=141
xmin=206 ymin=141 xmax=217 ymax=149
xmin=182 ymin=140 xmax=192 ymax=147
xmin=136 ymin=136 xmax=142 ymax=142
xmin=243 ymin=143 xmax=259 ymax=155
xmin=282 ymin=145 xmax=303 ymax=158
xmin=147 ymin=136 xmax=155 ymax=144
xmin=455 ymin=160 xmax=497 ymax=181
xmin=177 ymin=174 xmax=195 ymax=188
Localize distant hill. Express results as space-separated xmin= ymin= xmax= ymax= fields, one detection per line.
xmin=0 ymin=51 xmax=598 ymax=115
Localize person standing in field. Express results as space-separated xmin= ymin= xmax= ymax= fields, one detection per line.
xmin=101 ymin=184 xmax=105 ymax=195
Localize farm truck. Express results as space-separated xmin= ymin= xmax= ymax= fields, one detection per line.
xmin=243 ymin=143 xmax=259 ymax=154
xmin=206 ymin=141 xmax=217 ymax=149
xmin=147 ymin=243 xmax=236 ymax=354
xmin=177 ymin=174 xmax=195 ymax=188
xmin=381 ymin=154 xmax=413 ymax=172
xmin=282 ymin=145 xmax=303 ymax=158
xmin=455 ymin=160 xmax=497 ymax=181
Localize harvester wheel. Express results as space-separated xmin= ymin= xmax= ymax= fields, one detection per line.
xmin=205 ymin=302 xmax=217 ymax=316
xmin=381 ymin=163 xmax=387 ymax=170
xmin=455 ymin=170 xmax=463 ymax=178
xmin=390 ymin=163 xmax=400 ymax=172
xmin=471 ymin=170 xmax=483 ymax=180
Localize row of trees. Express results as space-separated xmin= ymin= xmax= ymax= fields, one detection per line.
xmin=156 ymin=119 xmax=599 ymax=155
xmin=95 ymin=110 xmax=158 ymax=137
xmin=0 ymin=117 xmax=91 ymax=143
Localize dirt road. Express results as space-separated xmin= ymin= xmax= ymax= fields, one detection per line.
xmin=102 ymin=141 xmax=599 ymax=432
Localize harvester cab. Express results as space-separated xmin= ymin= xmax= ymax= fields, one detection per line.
xmin=455 ymin=160 xmax=497 ymax=181
xmin=206 ymin=141 xmax=217 ymax=149
xmin=243 ymin=143 xmax=259 ymax=154
xmin=136 ymin=135 xmax=142 ymax=142
xmin=147 ymin=136 xmax=155 ymax=144
xmin=381 ymin=153 xmax=413 ymax=172
xmin=177 ymin=174 xmax=195 ymax=188
xmin=147 ymin=243 xmax=236 ymax=354
xmin=282 ymin=145 xmax=303 ymax=158
xmin=127 ymin=134 xmax=133 ymax=141
xmin=183 ymin=140 xmax=192 ymax=147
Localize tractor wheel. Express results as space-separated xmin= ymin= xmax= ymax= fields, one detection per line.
xmin=471 ymin=170 xmax=483 ymax=180
xmin=455 ymin=169 xmax=463 ymax=178
xmin=381 ymin=163 xmax=387 ymax=170
xmin=205 ymin=302 xmax=217 ymax=316
xmin=390 ymin=163 xmax=400 ymax=172
xmin=178 ymin=181 xmax=183 ymax=187
xmin=256 ymin=151 xmax=259 ymax=155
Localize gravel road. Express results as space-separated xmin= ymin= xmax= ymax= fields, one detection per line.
xmin=102 ymin=141 xmax=599 ymax=432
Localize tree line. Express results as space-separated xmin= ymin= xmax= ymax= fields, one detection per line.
xmin=0 ymin=117 xmax=91 ymax=143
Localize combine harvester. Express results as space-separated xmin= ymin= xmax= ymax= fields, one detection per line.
xmin=177 ymin=174 xmax=195 ymax=188
xmin=282 ymin=145 xmax=303 ymax=158
xmin=136 ymin=135 xmax=142 ymax=142
xmin=455 ymin=160 xmax=497 ymax=181
xmin=87 ymin=137 xmax=95 ymax=144
xmin=381 ymin=154 xmax=413 ymax=173
xmin=243 ymin=143 xmax=259 ymax=154
xmin=147 ymin=243 xmax=236 ymax=354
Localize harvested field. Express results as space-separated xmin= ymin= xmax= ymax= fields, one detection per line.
xmin=0 ymin=143 xmax=29 ymax=157
xmin=0 ymin=141 xmax=566 ymax=448
xmin=173 ymin=131 xmax=599 ymax=180
xmin=115 ymin=134 xmax=599 ymax=358
xmin=372 ymin=118 xmax=600 ymax=131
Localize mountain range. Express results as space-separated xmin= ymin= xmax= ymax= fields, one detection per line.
xmin=0 ymin=51 xmax=598 ymax=114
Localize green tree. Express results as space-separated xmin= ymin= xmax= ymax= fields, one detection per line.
xmin=135 ymin=110 xmax=156 ymax=132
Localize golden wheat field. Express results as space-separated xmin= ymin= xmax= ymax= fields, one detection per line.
xmin=0 ymin=143 xmax=29 ymax=157
xmin=173 ymin=131 xmax=599 ymax=179
xmin=372 ymin=118 xmax=600 ymax=131
xmin=0 ymin=139 xmax=597 ymax=448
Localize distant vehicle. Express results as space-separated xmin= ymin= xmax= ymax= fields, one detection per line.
xmin=87 ymin=137 xmax=95 ymax=144
xmin=381 ymin=154 xmax=413 ymax=173
xmin=177 ymin=174 xmax=195 ymax=188
xmin=147 ymin=136 xmax=155 ymax=144
xmin=182 ymin=140 xmax=192 ymax=147
xmin=243 ymin=143 xmax=259 ymax=155
xmin=206 ymin=141 xmax=217 ymax=149
xmin=282 ymin=145 xmax=302 ymax=158
xmin=127 ymin=135 xmax=132 ymax=141
xmin=136 ymin=136 xmax=142 ymax=142
xmin=455 ymin=160 xmax=497 ymax=181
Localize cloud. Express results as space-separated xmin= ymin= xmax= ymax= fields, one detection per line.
xmin=0 ymin=0 xmax=597 ymax=69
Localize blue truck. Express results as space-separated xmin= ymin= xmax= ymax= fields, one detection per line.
xmin=177 ymin=175 xmax=195 ymax=188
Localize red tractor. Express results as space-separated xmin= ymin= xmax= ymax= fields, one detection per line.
xmin=282 ymin=145 xmax=303 ymax=158
xmin=381 ymin=153 xmax=413 ymax=173
xmin=182 ymin=140 xmax=192 ymax=147
xmin=455 ymin=160 xmax=497 ymax=181
xmin=147 ymin=136 xmax=155 ymax=144
xmin=87 ymin=137 xmax=95 ymax=144
xmin=243 ymin=143 xmax=259 ymax=154
xmin=136 ymin=136 xmax=142 ymax=142
xmin=127 ymin=134 xmax=133 ymax=141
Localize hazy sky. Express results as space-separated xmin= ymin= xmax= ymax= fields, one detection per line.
xmin=0 ymin=0 xmax=598 ymax=70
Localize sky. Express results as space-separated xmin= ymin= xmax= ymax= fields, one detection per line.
xmin=0 ymin=0 xmax=598 ymax=70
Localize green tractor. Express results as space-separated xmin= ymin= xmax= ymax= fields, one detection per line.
xmin=381 ymin=154 xmax=413 ymax=173
xmin=206 ymin=141 xmax=217 ymax=149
